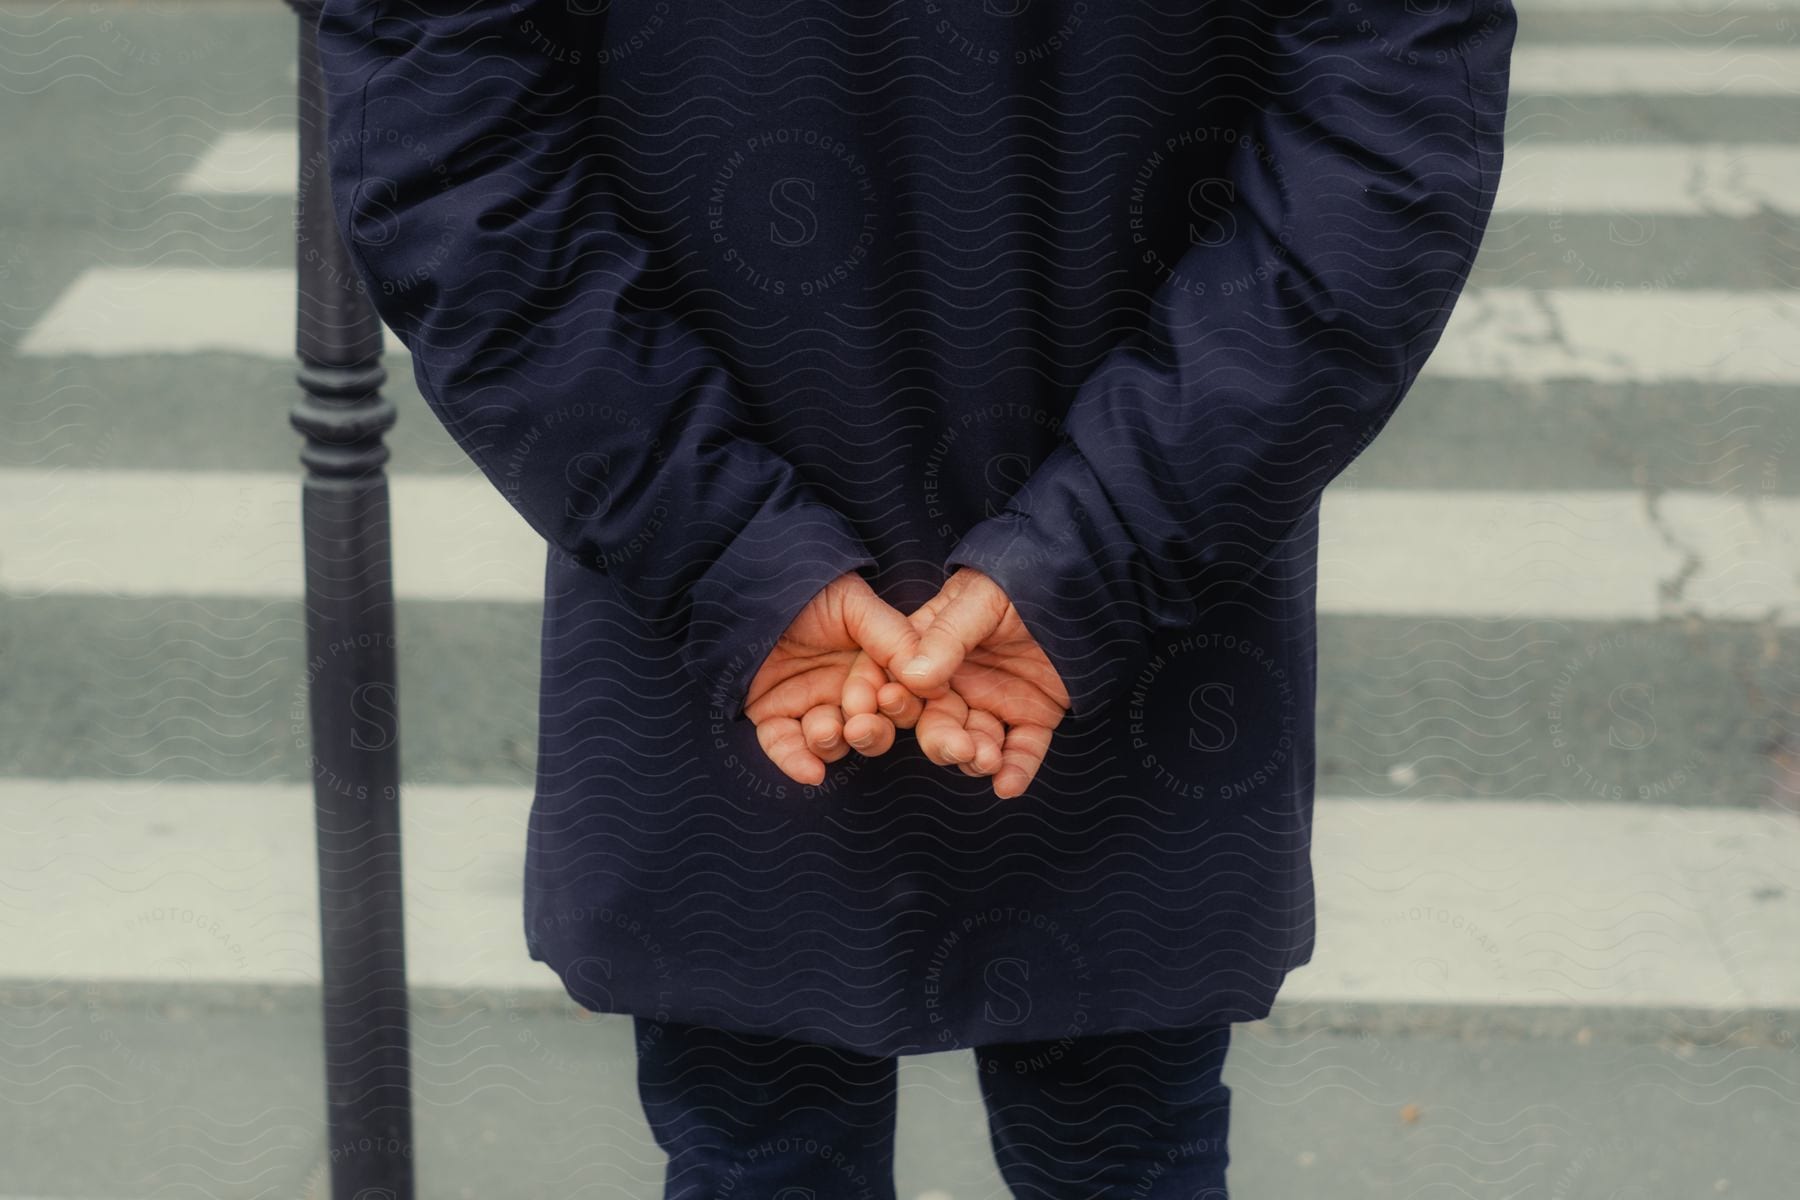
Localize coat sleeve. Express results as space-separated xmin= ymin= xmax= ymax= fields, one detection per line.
xmin=312 ymin=0 xmax=876 ymax=717
xmin=942 ymin=0 xmax=1516 ymax=721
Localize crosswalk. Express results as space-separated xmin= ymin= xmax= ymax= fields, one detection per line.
xmin=5 ymin=10 xmax=1800 ymax=1199
xmin=5 ymin=8 xmax=1799 ymax=1052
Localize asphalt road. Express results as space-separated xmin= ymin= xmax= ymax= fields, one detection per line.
xmin=2 ymin=1 xmax=1799 ymax=1196
xmin=2 ymin=985 xmax=1793 ymax=1200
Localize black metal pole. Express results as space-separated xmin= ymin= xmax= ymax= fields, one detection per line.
xmin=287 ymin=4 xmax=416 ymax=1197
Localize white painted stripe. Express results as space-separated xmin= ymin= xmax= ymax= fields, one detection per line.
xmin=1510 ymin=45 xmax=1800 ymax=95
xmin=1319 ymin=487 xmax=1800 ymax=624
xmin=0 ymin=470 xmax=533 ymax=602
xmin=21 ymin=270 xmax=1800 ymax=386
xmin=182 ymin=128 xmax=1800 ymax=217
xmin=3 ymin=471 xmax=1797 ymax=624
xmin=4 ymin=778 xmax=1795 ymax=1010
xmin=1496 ymin=144 xmax=1800 ymax=216
xmin=179 ymin=103 xmax=1800 ymax=232
xmin=0 ymin=777 xmax=532 ymax=994
xmin=1297 ymin=795 xmax=1800 ymax=1009
xmin=175 ymin=129 xmax=297 ymax=195
xmin=16 ymin=269 xmax=341 ymax=359
xmin=15 ymin=268 xmax=397 ymax=359
xmin=1523 ymin=0 xmax=1800 ymax=10
xmin=1431 ymin=288 xmax=1800 ymax=383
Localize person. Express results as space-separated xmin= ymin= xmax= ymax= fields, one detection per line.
xmin=314 ymin=0 xmax=1515 ymax=1194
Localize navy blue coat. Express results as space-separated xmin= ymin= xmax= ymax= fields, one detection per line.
xmin=314 ymin=0 xmax=1515 ymax=1056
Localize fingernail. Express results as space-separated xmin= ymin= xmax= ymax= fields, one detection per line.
xmin=901 ymin=656 xmax=931 ymax=677
xmin=817 ymin=733 xmax=839 ymax=750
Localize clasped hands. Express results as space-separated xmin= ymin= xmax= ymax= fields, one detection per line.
xmin=743 ymin=568 xmax=1071 ymax=798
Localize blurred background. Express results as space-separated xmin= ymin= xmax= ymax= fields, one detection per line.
xmin=3 ymin=0 xmax=1798 ymax=1197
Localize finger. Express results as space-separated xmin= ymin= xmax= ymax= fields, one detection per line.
xmin=843 ymin=709 xmax=896 ymax=757
xmin=896 ymin=581 xmax=1001 ymax=697
xmin=743 ymin=666 xmax=843 ymax=728
xmin=915 ymin=692 xmax=976 ymax=768
xmin=801 ymin=703 xmax=848 ymax=763
xmin=754 ymin=716 xmax=826 ymax=787
xmin=962 ymin=707 xmax=1006 ymax=777
xmin=876 ymin=679 xmax=925 ymax=731
xmin=840 ymin=651 xmax=882 ymax=720
xmin=840 ymin=653 xmax=897 ymax=756
xmin=843 ymin=581 xmax=927 ymax=677
xmin=992 ymin=723 xmax=1054 ymax=799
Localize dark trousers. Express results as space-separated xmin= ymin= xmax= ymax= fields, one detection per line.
xmin=633 ymin=1017 xmax=1232 ymax=1199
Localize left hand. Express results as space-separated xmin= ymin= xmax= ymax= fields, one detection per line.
xmin=743 ymin=571 xmax=918 ymax=787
